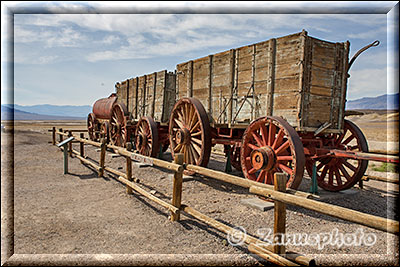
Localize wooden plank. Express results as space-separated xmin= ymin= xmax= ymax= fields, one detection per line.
xmin=185 ymin=164 xmax=318 ymax=199
xmin=106 ymin=143 xmax=184 ymax=173
xmin=181 ymin=205 xmax=299 ymax=266
xmin=249 ymin=185 xmax=399 ymax=234
xmin=117 ymin=176 xmax=179 ymax=213
xmin=298 ymin=31 xmax=312 ymax=130
xmin=187 ymin=60 xmax=193 ymax=97
xmin=151 ymin=72 xmax=157 ymax=118
xmin=104 ymin=166 xmax=126 ymax=179
xmin=208 ymin=55 xmax=213 ymax=115
xmin=267 ymin=38 xmax=276 ymax=116
xmin=339 ymin=42 xmax=350 ymax=131
xmin=247 ymin=244 xmax=298 ymax=266
xmin=72 ymin=151 xmax=101 ymax=172
xmin=173 ymin=30 xmax=349 ymax=131
xmin=162 ymin=72 xmax=176 ymax=123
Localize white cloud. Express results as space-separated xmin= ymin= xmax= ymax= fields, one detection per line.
xmin=347 ymin=26 xmax=387 ymax=39
xmin=14 ymin=24 xmax=86 ymax=48
xmin=37 ymin=55 xmax=59 ymax=64
xmin=347 ymin=67 xmax=388 ymax=100
xmin=101 ymin=35 xmax=120 ymax=45
xmin=45 ymin=27 xmax=86 ymax=48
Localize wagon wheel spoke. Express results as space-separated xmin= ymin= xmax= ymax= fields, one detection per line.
xmin=272 ymin=129 xmax=284 ymax=150
xmin=319 ymin=165 xmax=329 ymax=181
xmin=306 ymin=120 xmax=368 ymax=192
xmin=169 ymin=98 xmax=211 ymax=171
xmin=109 ymin=103 xmax=128 ymax=150
xmin=268 ymin=123 xmax=276 ymax=146
xmin=343 ymin=159 xmax=357 ymax=172
xmin=87 ymin=113 xmax=99 ymax=141
xmin=338 ymin=164 xmax=351 ymax=181
xmin=328 ymin=167 xmax=334 ymax=185
xmin=240 ymin=116 xmax=305 ymax=190
xmin=333 ymin=166 xmax=343 ymax=186
xmin=228 ymin=145 xmax=242 ymax=171
xmin=252 ymin=131 xmax=264 ymax=147
xmin=256 ymin=170 xmax=267 ymax=183
xmin=135 ymin=116 xmax=159 ymax=158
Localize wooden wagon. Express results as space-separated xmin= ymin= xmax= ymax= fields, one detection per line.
xmin=88 ymin=30 xmax=382 ymax=192
xmin=88 ymin=70 xmax=176 ymax=157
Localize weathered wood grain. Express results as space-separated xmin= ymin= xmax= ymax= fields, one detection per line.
xmin=174 ymin=31 xmax=349 ymax=131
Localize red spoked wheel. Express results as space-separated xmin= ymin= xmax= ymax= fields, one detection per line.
xmin=306 ymin=120 xmax=369 ymax=192
xmin=240 ymin=116 xmax=305 ymax=189
xmin=169 ymin=97 xmax=212 ymax=168
xmin=87 ymin=113 xmax=100 ymax=141
xmin=101 ymin=121 xmax=110 ymax=143
xmin=109 ymin=103 xmax=128 ymax=148
xmin=135 ymin=116 xmax=159 ymax=158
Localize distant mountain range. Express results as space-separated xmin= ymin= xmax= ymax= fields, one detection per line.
xmin=345 ymin=93 xmax=399 ymax=110
xmin=1 ymin=93 xmax=398 ymax=121
xmin=1 ymin=105 xmax=88 ymax=121
xmin=2 ymin=104 xmax=92 ymax=118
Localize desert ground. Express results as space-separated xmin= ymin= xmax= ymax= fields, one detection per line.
xmin=1 ymin=111 xmax=398 ymax=266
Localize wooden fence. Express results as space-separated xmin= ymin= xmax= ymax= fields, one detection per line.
xmin=51 ymin=127 xmax=399 ymax=266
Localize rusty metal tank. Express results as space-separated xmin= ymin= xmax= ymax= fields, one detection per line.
xmin=92 ymin=93 xmax=118 ymax=119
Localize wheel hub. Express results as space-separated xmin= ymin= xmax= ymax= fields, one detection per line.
xmin=250 ymin=146 xmax=276 ymax=171
xmin=176 ymin=128 xmax=191 ymax=145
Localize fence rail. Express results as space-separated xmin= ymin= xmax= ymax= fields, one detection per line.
xmin=51 ymin=128 xmax=399 ymax=266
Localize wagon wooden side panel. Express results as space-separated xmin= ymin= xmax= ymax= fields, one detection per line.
xmin=127 ymin=78 xmax=137 ymax=118
xmin=176 ymin=31 xmax=349 ymax=133
xmin=162 ymin=71 xmax=177 ymax=123
xmin=115 ymin=80 xmax=129 ymax=110
xmin=115 ymin=70 xmax=176 ymax=124
xmin=301 ymin=37 xmax=349 ymax=132
xmin=211 ymin=50 xmax=233 ymax=125
xmin=152 ymin=70 xmax=177 ymax=124
xmin=144 ymin=73 xmax=156 ymax=118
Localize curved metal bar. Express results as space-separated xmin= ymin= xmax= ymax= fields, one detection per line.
xmin=348 ymin=40 xmax=380 ymax=71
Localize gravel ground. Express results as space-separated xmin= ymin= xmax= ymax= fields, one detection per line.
xmin=2 ymin=125 xmax=399 ymax=266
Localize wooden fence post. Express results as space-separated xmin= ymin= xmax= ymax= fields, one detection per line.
xmin=59 ymin=128 xmax=63 ymax=142
xmin=68 ymin=131 xmax=72 ymax=157
xmin=98 ymin=138 xmax=106 ymax=177
xmin=171 ymin=153 xmax=184 ymax=221
xmin=79 ymin=133 xmax=85 ymax=161
xmin=126 ymin=156 xmax=133 ymax=194
xmin=273 ymin=173 xmax=286 ymax=255
xmin=52 ymin=127 xmax=56 ymax=145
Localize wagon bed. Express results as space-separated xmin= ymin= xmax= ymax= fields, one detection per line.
xmin=176 ymin=30 xmax=349 ymax=133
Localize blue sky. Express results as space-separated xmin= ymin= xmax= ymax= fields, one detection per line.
xmin=1 ymin=1 xmax=399 ymax=106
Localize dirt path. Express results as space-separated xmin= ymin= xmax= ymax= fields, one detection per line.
xmin=3 ymin=128 xmax=399 ymax=266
